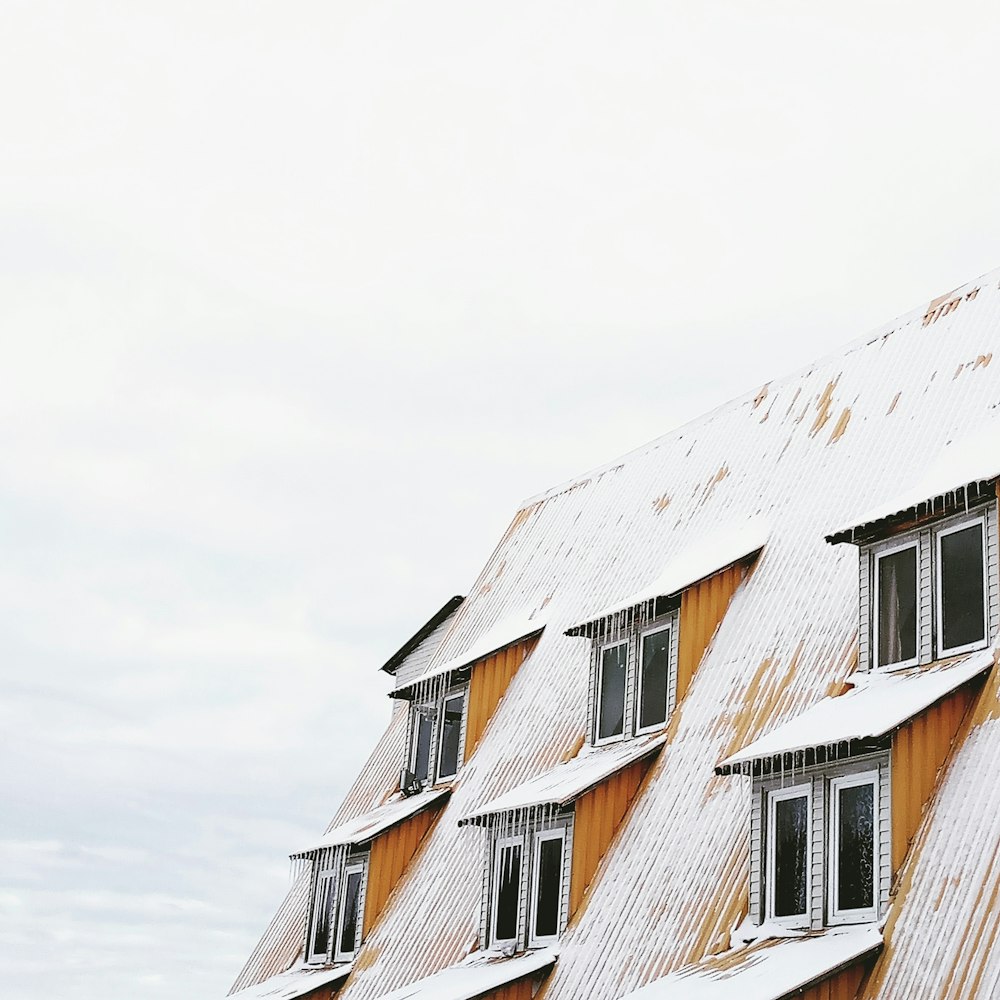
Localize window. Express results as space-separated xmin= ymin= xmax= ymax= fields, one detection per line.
xmin=754 ymin=756 xmax=886 ymax=930
xmin=335 ymin=861 xmax=366 ymax=961
xmin=765 ymin=784 xmax=810 ymax=924
xmin=484 ymin=819 xmax=572 ymax=952
xmin=828 ymin=772 xmax=878 ymax=924
xmin=528 ymin=828 xmax=566 ymax=946
xmin=305 ymin=852 xmax=369 ymax=965
xmin=590 ymin=608 xmax=678 ymax=745
xmin=864 ymin=507 xmax=993 ymax=671
xmin=405 ymin=684 xmax=468 ymax=788
xmin=307 ymin=865 xmax=338 ymax=964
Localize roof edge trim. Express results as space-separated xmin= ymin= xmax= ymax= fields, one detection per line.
xmin=380 ymin=596 xmax=465 ymax=674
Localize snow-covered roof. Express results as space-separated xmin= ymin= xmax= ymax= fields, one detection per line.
xmin=291 ymin=789 xmax=449 ymax=857
xmin=620 ymin=927 xmax=881 ymax=1000
xmin=392 ymin=609 xmax=547 ymax=697
xmin=459 ymin=734 xmax=666 ymax=825
xmin=717 ymin=646 xmax=996 ymax=773
xmin=372 ymin=949 xmax=557 ymax=1000
xmin=827 ymin=420 xmax=1000 ymax=543
xmin=229 ymin=963 xmax=352 ymax=1000
xmin=381 ymin=596 xmax=465 ymax=674
xmin=565 ymin=518 xmax=768 ymax=635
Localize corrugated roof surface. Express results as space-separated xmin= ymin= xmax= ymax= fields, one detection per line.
xmin=372 ymin=949 xmax=557 ymax=1000
xmin=291 ymin=790 xmax=450 ymax=856
xmin=620 ymin=927 xmax=881 ymax=1000
xmin=230 ymin=963 xmax=353 ymax=999
xmin=460 ymin=734 xmax=665 ymax=824
xmin=716 ymin=646 xmax=996 ymax=771
xmin=566 ymin=518 xmax=768 ymax=634
xmin=235 ymin=266 xmax=1000 ymax=1000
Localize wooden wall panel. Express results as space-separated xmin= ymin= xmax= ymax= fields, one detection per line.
xmin=569 ymin=758 xmax=651 ymax=917
xmin=481 ymin=977 xmax=536 ymax=1000
xmin=797 ymin=961 xmax=868 ymax=1000
xmin=677 ymin=562 xmax=748 ymax=703
xmin=465 ymin=637 xmax=540 ymax=762
xmin=891 ymin=684 xmax=977 ymax=873
xmin=363 ymin=806 xmax=439 ymax=934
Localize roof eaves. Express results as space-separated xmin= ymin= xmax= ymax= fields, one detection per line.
xmin=380 ymin=596 xmax=465 ymax=674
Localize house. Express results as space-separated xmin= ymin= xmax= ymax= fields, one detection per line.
xmin=227 ymin=267 xmax=1000 ymax=1000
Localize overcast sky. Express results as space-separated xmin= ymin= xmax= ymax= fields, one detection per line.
xmin=3 ymin=2 xmax=1000 ymax=998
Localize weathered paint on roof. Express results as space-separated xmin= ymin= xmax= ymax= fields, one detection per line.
xmin=230 ymin=963 xmax=352 ymax=999
xmin=290 ymin=789 xmax=450 ymax=856
xmin=716 ymin=646 xmax=996 ymax=772
xmin=565 ymin=518 xmax=768 ymax=635
xmin=459 ymin=734 xmax=666 ymax=824
xmin=234 ymin=265 xmax=1000 ymax=1000
xmin=620 ymin=927 xmax=881 ymax=1000
xmin=392 ymin=610 xmax=547 ymax=697
xmin=372 ymin=950 xmax=557 ymax=1000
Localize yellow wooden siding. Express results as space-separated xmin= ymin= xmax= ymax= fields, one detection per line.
xmin=891 ymin=684 xmax=977 ymax=873
xmin=480 ymin=977 xmax=536 ymax=1000
xmin=363 ymin=806 xmax=439 ymax=934
xmin=464 ymin=637 xmax=539 ymax=762
xmin=797 ymin=961 xmax=868 ymax=1000
xmin=677 ymin=562 xmax=748 ymax=703
xmin=569 ymin=758 xmax=651 ymax=917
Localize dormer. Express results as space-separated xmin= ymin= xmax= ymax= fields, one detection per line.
xmin=292 ymin=789 xmax=449 ymax=967
xmin=390 ymin=609 xmax=546 ymax=792
xmin=566 ymin=519 xmax=767 ymax=745
xmin=826 ymin=432 xmax=1000 ymax=672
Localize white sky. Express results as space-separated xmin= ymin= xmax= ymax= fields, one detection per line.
xmin=3 ymin=2 xmax=1000 ymax=998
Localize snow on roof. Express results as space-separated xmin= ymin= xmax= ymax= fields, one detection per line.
xmin=565 ymin=518 xmax=768 ymax=635
xmin=381 ymin=596 xmax=465 ymax=674
xmin=291 ymin=789 xmax=449 ymax=857
xmin=372 ymin=949 xmax=557 ymax=1000
xmin=717 ymin=647 xmax=996 ymax=773
xmin=827 ymin=419 xmax=1000 ymax=543
xmin=392 ymin=609 xmax=547 ymax=696
xmin=620 ymin=927 xmax=881 ymax=1000
xmin=229 ymin=963 xmax=352 ymax=1000
xmin=459 ymin=734 xmax=666 ymax=825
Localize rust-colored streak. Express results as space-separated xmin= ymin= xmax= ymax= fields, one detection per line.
xmin=652 ymin=493 xmax=672 ymax=513
xmin=677 ymin=562 xmax=748 ymax=705
xmin=702 ymin=465 xmax=730 ymax=500
xmin=886 ymin=391 xmax=901 ymax=415
xmin=953 ymin=364 xmax=965 ymax=380
xmin=975 ymin=352 xmax=992 ymax=369
xmin=364 ymin=806 xmax=441 ymax=933
xmin=890 ymin=684 xmax=976 ymax=874
xmin=752 ymin=383 xmax=769 ymax=409
xmin=827 ymin=407 xmax=851 ymax=445
xmin=569 ymin=758 xmax=652 ymax=917
xmin=464 ymin=637 xmax=539 ymax=762
xmin=810 ymin=377 xmax=840 ymax=437
xmin=923 ymin=293 xmax=964 ymax=327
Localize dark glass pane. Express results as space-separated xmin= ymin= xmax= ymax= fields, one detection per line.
xmin=598 ymin=643 xmax=627 ymax=740
xmin=877 ymin=547 xmax=917 ymax=666
xmin=311 ymin=876 xmax=334 ymax=957
xmin=338 ymin=869 xmax=363 ymax=955
xmin=495 ymin=844 xmax=522 ymax=941
xmin=639 ymin=628 xmax=670 ymax=730
xmin=437 ymin=695 xmax=464 ymax=778
xmin=412 ymin=710 xmax=432 ymax=782
xmin=534 ymin=837 xmax=563 ymax=939
xmin=837 ymin=783 xmax=874 ymax=911
xmin=773 ymin=795 xmax=808 ymax=917
xmin=941 ymin=524 xmax=985 ymax=651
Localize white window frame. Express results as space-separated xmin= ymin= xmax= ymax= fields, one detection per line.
xmin=490 ymin=834 xmax=525 ymax=949
xmin=594 ymin=638 xmax=629 ymax=746
xmin=435 ymin=687 xmax=466 ymax=782
xmin=333 ymin=860 xmax=367 ymax=962
xmin=827 ymin=770 xmax=879 ymax=925
xmin=635 ymin=621 xmax=673 ymax=736
xmin=765 ymin=782 xmax=812 ymax=927
xmin=935 ymin=514 xmax=989 ymax=658
xmin=872 ymin=537 xmax=920 ymax=671
xmin=306 ymin=864 xmax=338 ymax=965
xmin=408 ymin=702 xmax=435 ymax=782
xmin=528 ymin=828 xmax=566 ymax=947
